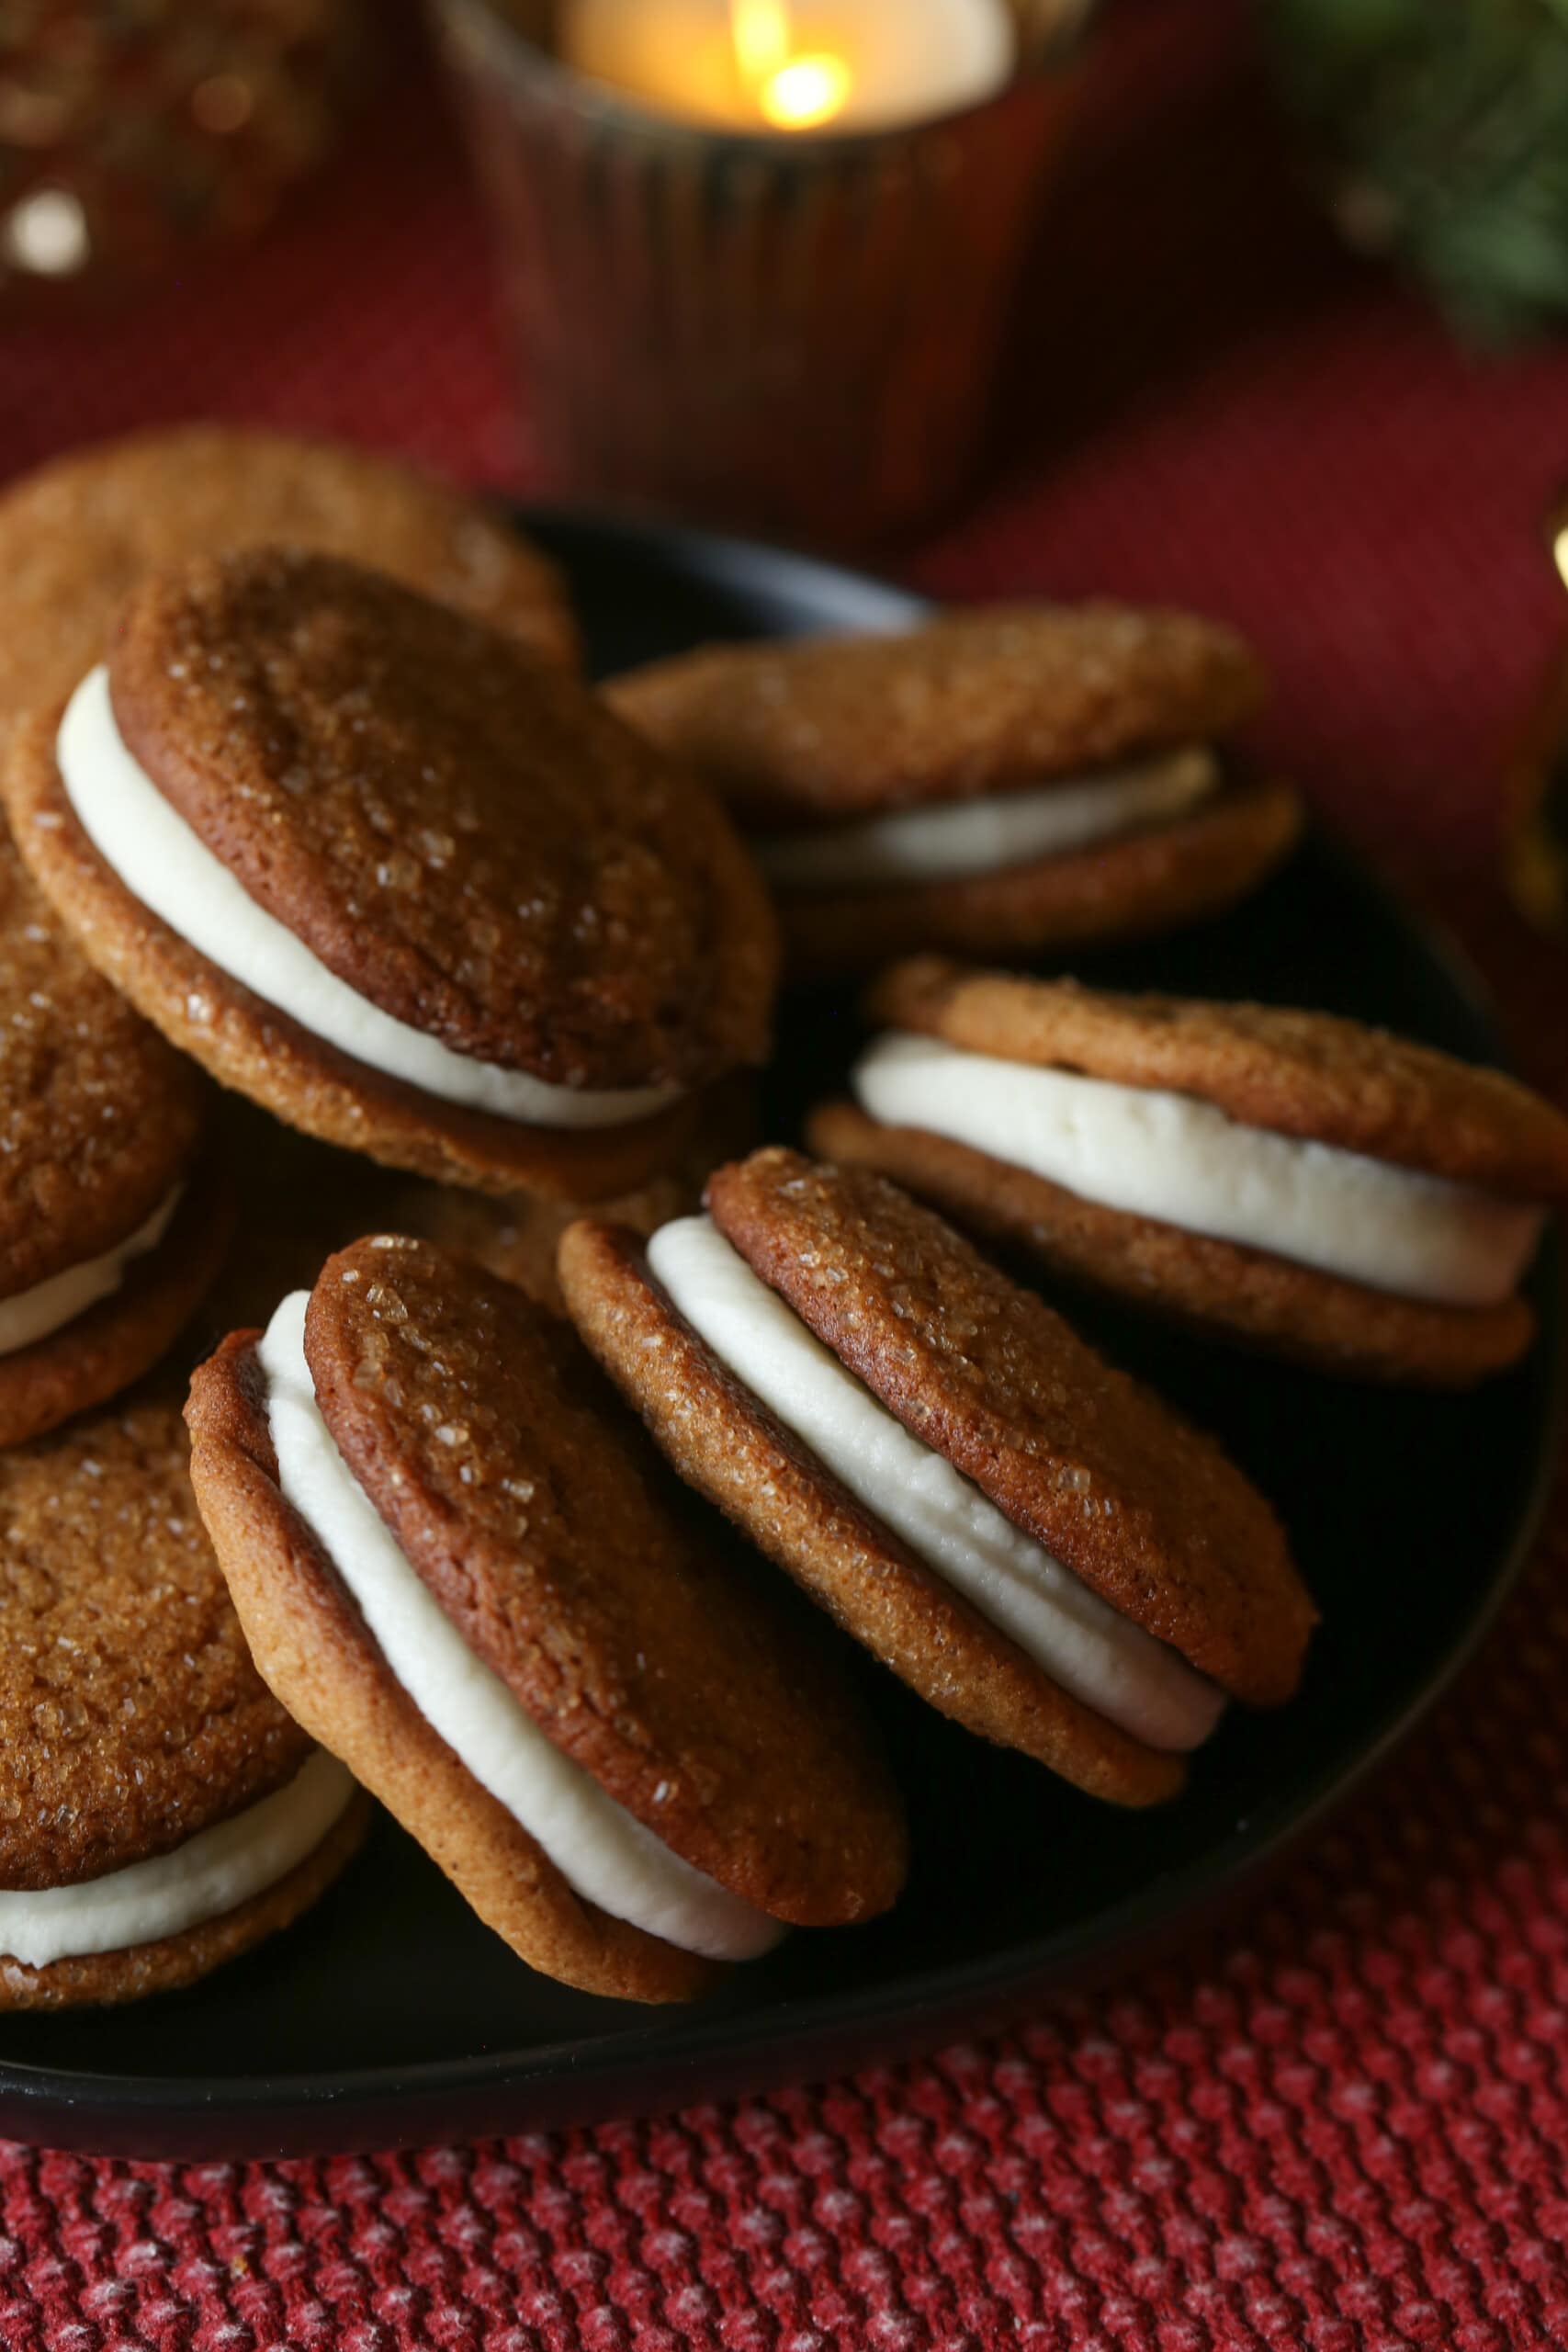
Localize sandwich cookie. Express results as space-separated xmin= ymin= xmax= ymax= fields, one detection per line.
xmin=810 ymin=959 xmax=1568 ymax=1385
xmin=559 ymin=1149 xmax=1314 ymax=1807
xmin=5 ymin=548 xmax=779 ymax=1200
xmin=186 ymin=1237 xmax=906 ymax=2003
xmin=607 ymin=605 xmax=1300 ymax=978
xmin=0 ymin=1395 xmax=367 ymax=2008
xmin=0 ymin=828 xmax=231 ymax=1446
xmin=0 ymin=423 xmax=576 ymax=740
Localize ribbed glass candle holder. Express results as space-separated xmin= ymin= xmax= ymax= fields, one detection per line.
xmin=434 ymin=0 xmax=1089 ymax=550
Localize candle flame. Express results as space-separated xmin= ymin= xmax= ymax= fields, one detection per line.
xmin=758 ymin=51 xmax=852 ymax=129
xmin=730 ymin=0 xmax=852 ymax=130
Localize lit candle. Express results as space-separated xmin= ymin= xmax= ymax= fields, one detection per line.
xmin=558 ymin=0 xmax=1015 ymax=136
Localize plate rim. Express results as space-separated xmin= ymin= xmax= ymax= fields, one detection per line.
xmin=1 ymin=510 xmax=1560 ymax=2153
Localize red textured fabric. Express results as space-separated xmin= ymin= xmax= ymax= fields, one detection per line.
xmin=6 ymin=1 xmax=1568 ymax=2343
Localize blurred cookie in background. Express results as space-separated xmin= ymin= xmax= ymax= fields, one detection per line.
xmin=0 ymin=426 xmax=577 ymax=745
xmin=609 ymin=603 xmax=1299 ymax=977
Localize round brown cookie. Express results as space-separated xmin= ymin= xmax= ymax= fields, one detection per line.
xmin=397 ymin=1076 xmax=758 ymax=1317
xmin=866 ymin=959 xmax=1568 ymax=1199
xmin=606 ymin=605 xmax=1266 ymax=829
xmin=558 ymin=1218 xmax=1185 ymax=1806
xmin=0 ymin=824 xmax=231 ymax=1440
xmin=3 ymin=549 xmax=777 ymax=1196
xmin=0 ymin=1157 xmax=235 ymax=1447
xmin=186 ymin=1238 xmax=907 ymax=2003
xmin=0 ymin=424 xmax=576 ymax=740
xmin=110 ymin=549 xmax=773 ymax=1089
xmin=0 ymin=823 xmax=204 ymax=1297
xmin=773 ymin=772 xmax=1301 ymax=980
xmin=0 ymin=1390 xmax=366 ymax=2007
xmin=2 ymin=717 xmax=708 ymax=1198
xmin=705 ymin=1149 xmax=1313 ymax=1705
xmin=807 ymin=1099 xmax=1535 ymax=1387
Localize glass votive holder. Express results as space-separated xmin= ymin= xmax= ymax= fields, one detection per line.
xmin=433 ymin=0 xmax=1090 ymax=551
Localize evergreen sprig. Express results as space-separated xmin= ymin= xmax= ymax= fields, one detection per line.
xmin=1262 ymin=0 xmax=1568 ymax=339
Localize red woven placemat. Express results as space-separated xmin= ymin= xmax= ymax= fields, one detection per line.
xmin=5 ymin=2 xmax=1568 ymax=2342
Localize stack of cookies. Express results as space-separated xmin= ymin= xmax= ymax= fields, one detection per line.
xmin=0 ymin=424 xmax=1560 ymax=2015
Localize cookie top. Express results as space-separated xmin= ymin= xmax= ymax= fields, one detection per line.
xmin=0 ymin=424 xmax=576 ymax=732
xmin=867 ymin=959 xmax=1568 ymax=1203
xmin=705 ymin=1150 xmax=1314 ymax=1704
xmin=301 ymin=1236 xmax=904 ymax=1918
xmin=606 ymin=605 xmax=1265 ymax=830
xmin=109 ymin=548 xmax=778 ymax=1091
xmin=0 ymin=825 xmax=205 ymax=1298
xmin=0 ymin=1394 xmax=312 ymax=1892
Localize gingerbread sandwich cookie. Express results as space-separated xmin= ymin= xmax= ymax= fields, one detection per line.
xmin=186 ymin=1237 xmax=906 ymax=2004
xmin=5 ymin=548 xmax=779 ymax=1200
xmin=0 ymin=423 xmax=576 ymax=740
xmin=0 ymin=827 xmax=230 ymax=1446
xmin=810 ymin=959 xmax=1568 ymax=1385
xmin=607 ymin=604 xmax=1300 ymax=977
xmin=560 ymin=1150 xmax=1314 ymax=1808
xmin=0 ymin=1393 xmax=367 ymax=2008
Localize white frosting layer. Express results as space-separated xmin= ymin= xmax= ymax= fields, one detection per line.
xmin=258 ymin=1292 xmax=781 ymax=1962
xmin=853 ymin=1034 xmax=1545 ymax=1309
xmin=756 ymin=748 xmax=1218 ymax=892
xmin=56 ymin=667 xmax=682 ymax=1132
xmin=0 ymin=1182 xmax=182 ymax=1357
xmin=645 ymin=1216 xmax=1224 ymax=1753
xmin=0 ymin=1749 xmax=355 ymax=1971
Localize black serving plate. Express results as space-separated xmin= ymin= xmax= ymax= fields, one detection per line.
xmin=0 ymin=514 xmax=1558 ymax=2160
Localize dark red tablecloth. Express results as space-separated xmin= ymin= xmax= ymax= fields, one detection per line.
xmin=6 ymin=2 xmax=1568 ymax=2342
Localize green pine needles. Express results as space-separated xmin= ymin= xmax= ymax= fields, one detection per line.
xmin=1263 ymin=0 xmax=1568 ymax=339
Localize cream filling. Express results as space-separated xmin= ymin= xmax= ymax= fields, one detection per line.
xmin=854 ymin=1034 xmax=1545 ymax=1309
xmin=0 ymin=1749 xmax=355 ymax=1971
xmin=258 ymin=1292 xmax=781 ymax=1963
xmin=0 ymin=1182 xmax=182 ymax=1357
xmin=645 ymin=1216 xmax=1224 ymax=1753
xmin=755 ymin=747 xmax=1219 ymax=892
xmin=55 ymin=667 xmax=682 ymax=1132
